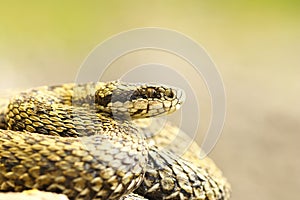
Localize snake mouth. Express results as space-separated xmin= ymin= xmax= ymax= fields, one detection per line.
xmin=95 ymin=81 xmax=185 ymax=119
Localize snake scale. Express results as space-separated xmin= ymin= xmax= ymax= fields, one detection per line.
xmin=0 ymin=81 xmax=230 ymax=200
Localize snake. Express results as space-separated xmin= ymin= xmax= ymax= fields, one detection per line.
xmin=0 ymin=81 xmax=231 ymax=200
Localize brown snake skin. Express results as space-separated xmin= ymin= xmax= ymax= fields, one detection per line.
xmin=0 ymin=81 xmax=230 ymax=200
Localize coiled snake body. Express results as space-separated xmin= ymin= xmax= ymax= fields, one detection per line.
xmin=0 ymin=81 xmax=230 ymax=200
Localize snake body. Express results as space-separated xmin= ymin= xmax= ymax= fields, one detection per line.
xmin=0 ymin=81 xmax=230 ymax=200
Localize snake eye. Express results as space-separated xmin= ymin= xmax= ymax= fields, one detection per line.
xmin=147 ymin=88 xmax=161 ymax=99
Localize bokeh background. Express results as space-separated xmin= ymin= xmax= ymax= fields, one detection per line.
xmin=0 ymin=1 xmax=299 ymax=200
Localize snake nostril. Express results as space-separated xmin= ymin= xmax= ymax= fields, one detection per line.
xmin=165 ymin=89 xmax=174 ymax=99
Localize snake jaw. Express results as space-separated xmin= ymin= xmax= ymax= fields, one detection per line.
xmin=94 ymin=81 xmax=185 ymax=119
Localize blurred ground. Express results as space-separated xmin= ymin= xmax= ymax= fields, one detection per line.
xmin=0 ymin=1 xmax=299 ymax=200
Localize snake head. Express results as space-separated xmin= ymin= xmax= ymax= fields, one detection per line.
xmin=95 ymin=81 xmax=185 ymax=119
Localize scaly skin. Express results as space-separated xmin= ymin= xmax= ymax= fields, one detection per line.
xmin=135 ymin=119 xmax=231 ymax=199
xmin=0 ymin=81 xmax=230 ymax=200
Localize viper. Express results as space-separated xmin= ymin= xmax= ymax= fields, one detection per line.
xmin=0 ymin=81 xmax=230 ymax=200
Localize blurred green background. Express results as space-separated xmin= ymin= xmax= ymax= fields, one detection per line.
xmin=0 ymin=1 xmax=299 ymax=200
